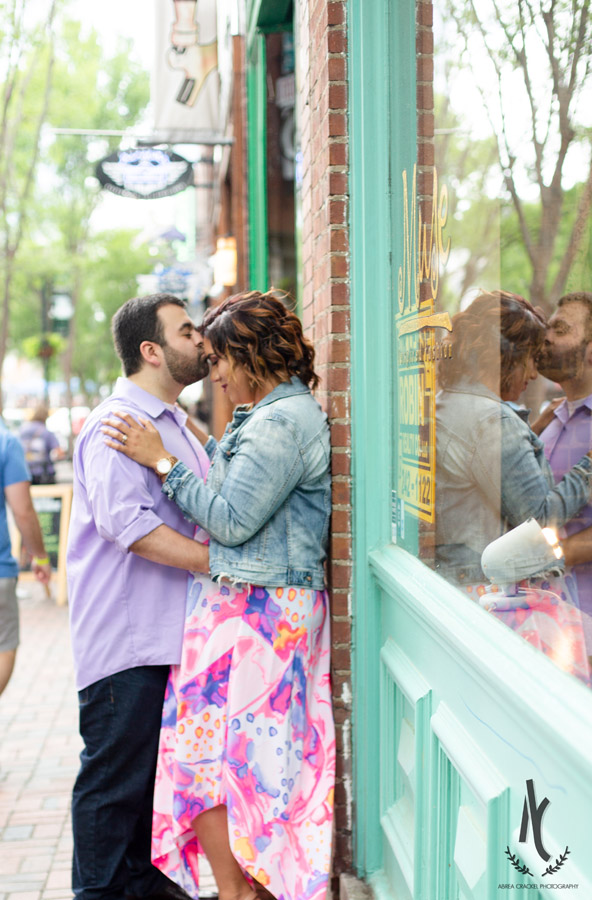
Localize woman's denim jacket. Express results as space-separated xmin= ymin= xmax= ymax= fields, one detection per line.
xmin=162 ymin=376 xmax=331 ymax=589
xmin=435 ymin=379 xmax=592 ymax=584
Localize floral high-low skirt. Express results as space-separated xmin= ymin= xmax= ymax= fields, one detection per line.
xmin=152 ymin=576 xmax=335 ymax=900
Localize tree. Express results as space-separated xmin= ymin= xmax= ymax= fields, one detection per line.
xmin=69 ymin=228 xmax=160 ymax=398
xmin=41 ymin=19 xmax=150 ymax=421
xmin=0 ymin=0 xmax=59 ymax=405
xmin=443 ymin=0 xmax=592 ymax=311
xmin=0 ymin=5 xmax=152 ymax=417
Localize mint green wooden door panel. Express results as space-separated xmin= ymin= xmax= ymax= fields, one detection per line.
xmin=370 ymin=546 xmax=592 ymax=900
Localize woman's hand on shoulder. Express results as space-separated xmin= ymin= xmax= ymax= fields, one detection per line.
xmin=530 ymin=397 xmax=563 ymax=435
xmin=101 ymin=411 xmax=168 ymax=469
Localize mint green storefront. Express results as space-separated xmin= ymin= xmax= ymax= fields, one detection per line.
xmin=348 ymin=1 xmax=592 ymax=898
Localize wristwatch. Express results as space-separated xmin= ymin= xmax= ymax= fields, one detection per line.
xmin=154 ymin=455 xmax=179 ymax=479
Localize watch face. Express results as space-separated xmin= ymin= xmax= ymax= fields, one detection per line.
xmin=156 ymin=458 xmax=172 ymax=475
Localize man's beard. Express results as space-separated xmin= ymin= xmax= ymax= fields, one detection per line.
xmin=162 ymin=343 xmax=209 ymax=386
xmin=536 ymin=340 xmax=587 ymax=383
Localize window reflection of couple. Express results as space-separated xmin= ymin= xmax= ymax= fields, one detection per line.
xmin=435 ymin=290 xmax=592 ymax=678
xmin=67 ymin=292 xmax=334 ymax=900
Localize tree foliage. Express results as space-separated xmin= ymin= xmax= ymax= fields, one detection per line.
xmin=442 ymin=0 xmax=592 ymax=310
xmin=0 ymin=1 xmax=157 ymax=410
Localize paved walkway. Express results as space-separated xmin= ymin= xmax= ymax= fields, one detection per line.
xmin=0 ymin=584 xmax=216 ymax=900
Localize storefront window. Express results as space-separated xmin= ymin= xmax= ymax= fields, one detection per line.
xmin=394 ymin=0 xmax=592 ymax=688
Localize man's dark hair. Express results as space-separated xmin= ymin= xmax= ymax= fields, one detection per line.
xmin=558 ymin=292 xmax=592 ymax=342
xmin=111 ymin=293 xmax=186 ymax=376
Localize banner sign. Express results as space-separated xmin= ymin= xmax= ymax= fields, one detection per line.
xmin=96 ymin=148 xmax=194 ymax=199
xmin=153 ymin=0 xmax=222 ymax=140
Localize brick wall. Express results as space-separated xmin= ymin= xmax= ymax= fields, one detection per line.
xmin=296 ymin=0 xmax=353 ymax=883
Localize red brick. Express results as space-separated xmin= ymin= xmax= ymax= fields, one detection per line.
xmin=330 ymin=281 xmax=350 ymax=305
xmin=418 ymin=112 xmax=434 ymax=137
xmin=416 ymin=29 xmax=434 ymax=55
xmin=331 ymin=453 xmax=350 ymax=477
xmin=329 ymin=172 xmax=348 ymax=195
xmin=417 ymin=169 xmax=435 ymax=195
xmin=329 ymin=308 xmax=349 ymax=332
xmin=331 ymin=254 xmax=349 ymax=278
xmin=328 ymin=199 xmax=346 ymax=224
xmin=417 ymin=140 xmax=435 ymax=165
xmin=417 ymin=57 xmax=433 ymax=82
xmin=331 ymin=618 xmax=352 ymax=644
xmin=331 ymin=660 xmax=351 ymax=684
xmin=331 ymin=646 xmax=351 ymax=669
xmin=330 ymin=536 xmax=352 ymax=561
xmin=331 ymin=509 xmax=351 ymax=534
xmin=328 ymin=112 xmax=347 ymax=136
xmin=333 ymin=832 xmax=353 ymax=867
xmin=328 ymin=29 xmax=347 ymax=54
xmin=328 ymin=57 xmax=346 ymax=81
xmin=417 ymin=83 xmax=434 ymax=110
xmin=417 ymin=1 xmax=434 ymax=26
xmin=330 ymin=590 xmax=350 ymax=617
xmin=326 ymin=366 xmax=350 ymax=391
xmin=329 ymin=394 xmax=349 ymax=418
xmin=330 ymin=560 xmax=352 ymax=588
xmin=329 ymin=83 xmax=347 ymax=109
xmin=331 ymin=422 xmax=351 ymax=445
xmin=329 ymin=141 xmax=347 ymax=166
xmin=328 ymin=1 xmax=345 ymax=25
xmin=334 ymin=780 xmax=350 ymax=809
xmin=330 ymin=339 xmax=351 ymax=363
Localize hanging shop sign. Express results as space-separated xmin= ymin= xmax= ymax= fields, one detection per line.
xmin=152 ymin=0 xmax=232 ymax=142
xmin=95 ymin=148 xmax=194 ymax=200
xmin=394 ymin=165 xmax=451 ymax=528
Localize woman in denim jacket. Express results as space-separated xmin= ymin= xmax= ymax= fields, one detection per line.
xmin=103 ymin=292 xmax=334 ymax=900
xmin=436 ymin=291 xmax=592 ymax=586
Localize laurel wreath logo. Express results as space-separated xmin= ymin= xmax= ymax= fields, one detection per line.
xmin=541 ymin=847 xmax=570 ymax=877
xmin=505 ymin=847 xmax=534 ymax=877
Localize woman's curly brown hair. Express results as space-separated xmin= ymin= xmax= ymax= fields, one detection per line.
xmin=439 ymin=290 xmax=546 ymax=394
xmin=200 ymin=290 xmax=319 ymax=390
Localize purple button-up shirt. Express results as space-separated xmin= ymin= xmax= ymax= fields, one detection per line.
xmin=541 ymin=395 xmax=592 ymax=616
xmin=67 ymin=378 xmax=209 ymax=690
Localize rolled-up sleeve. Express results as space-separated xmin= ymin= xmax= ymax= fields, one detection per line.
xmin=82 ymin=424 xmax=164 ymax=553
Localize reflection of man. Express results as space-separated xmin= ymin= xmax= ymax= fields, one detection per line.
xmin=0 ymin=423 xmax=51 ymax=696
xmin=537 ymin=292 xmax=592 ymax=628
xmin=67 ymin=294 xmax=209 ymax=900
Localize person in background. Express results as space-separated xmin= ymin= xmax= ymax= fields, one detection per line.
xmin=19 ymin=405 xmax=60 ymax=485
xmin=0 ymin=419 xmax=51 ymax=696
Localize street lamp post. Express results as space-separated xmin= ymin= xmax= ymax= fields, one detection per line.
xmin=39 ymin=282 xmax=52 ymax=408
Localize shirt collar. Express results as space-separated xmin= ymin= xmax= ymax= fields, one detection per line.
xmin=553 ymin=394 xmax=592 ymax=424
xmin=113 ymin=377 xmax=188 ymax=427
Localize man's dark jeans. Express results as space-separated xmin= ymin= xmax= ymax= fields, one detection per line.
xmin=72 ymin=665 xmax=172 ymax=900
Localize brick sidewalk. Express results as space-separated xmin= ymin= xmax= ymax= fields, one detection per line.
xmin=0 ymin=586 xmax=216 ymax=900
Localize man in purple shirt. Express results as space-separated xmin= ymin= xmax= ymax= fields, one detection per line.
xmin=537 ymin=291 xmax=592 ymax=643
xmin=67 ymin=294 xmax=210 ymax=900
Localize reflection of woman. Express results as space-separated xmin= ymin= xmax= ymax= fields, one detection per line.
xmin=435 ymin=290 xmax=592 ymax=586
xmin=102 ymin=292 xmax=334 ymax=900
